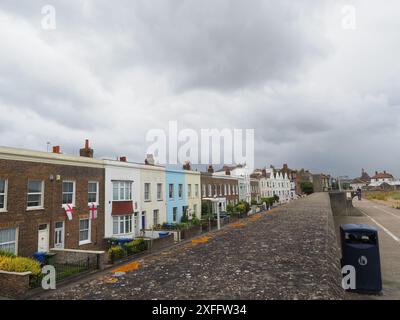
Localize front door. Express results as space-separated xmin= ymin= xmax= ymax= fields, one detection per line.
xmin=54 ymin=221 xmax=64 ymax=249
xmin=38 ymin=224 xmax=49 ymax=252
xmin=141 ymin=211 xmax=146 ymax=230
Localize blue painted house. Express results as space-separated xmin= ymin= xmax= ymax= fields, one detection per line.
xmin=165 ymin=169 xmax=187 ymax=223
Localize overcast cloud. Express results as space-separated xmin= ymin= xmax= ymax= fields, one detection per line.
xmin=1 ymin=0 xmax=400 ymax=177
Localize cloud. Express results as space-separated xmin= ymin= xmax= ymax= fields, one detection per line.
xmin=1 ymin=0 xmax=400 ymax=177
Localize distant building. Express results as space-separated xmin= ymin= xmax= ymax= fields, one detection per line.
xmin=312 ymin=174 xmax=330 ymax=192
xmin=350 ymin=169 xmax=370 ymax=190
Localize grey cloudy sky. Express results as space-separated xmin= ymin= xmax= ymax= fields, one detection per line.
xmin=1 ymin=0 xmax=400 ymax=177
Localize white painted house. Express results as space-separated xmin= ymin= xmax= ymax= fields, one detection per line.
xmin=104 ymin=158 xmax=141 ymax=239
xmin=254 ymin=167 xmax=292 ymax=204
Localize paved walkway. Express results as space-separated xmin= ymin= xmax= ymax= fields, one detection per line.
xmin=35 ymin=194 xmax=343 ymax=300
xmin=335 ymin=198 xmax=400 ymax=299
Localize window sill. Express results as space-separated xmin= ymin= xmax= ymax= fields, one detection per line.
xmin=26 ymin=207 xmax=45 ymax=211
xmin=0 ymin=209 xmax=8 ymax=213
xmin=88 ymin=203 xmax=99 ymax=206
xmin=144 ymin=200 xmax=151 ymax=202
xmin=79 ymin=240 xmax=91 ymax=246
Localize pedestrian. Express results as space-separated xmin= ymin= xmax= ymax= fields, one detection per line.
xmin=357 ymin=187 xmax=362 ymax=200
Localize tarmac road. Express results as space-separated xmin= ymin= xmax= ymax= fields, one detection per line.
xmin=335 ymin=198 xmax=400 ymax=299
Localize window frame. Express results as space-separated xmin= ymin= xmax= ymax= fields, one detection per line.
xmin=0 ymin=178 xmax=8 ymax=212
xmin=112 ymin=215 xmax=133 ymax=235
xmin=169 ymin=183 xmax=174 ymax=199
xmin=27 ymin=180 xmax=44 ymax=210
xmin=88 ymin=181 xmax=99 ymax=205
xmin=0 ymin=227 xmax=18 ymax=255
xmin=178 ymin=184 xmax=183 ymax=199
xmin=62 ymin=180 xmax=76 ymax=207
xmin=157 ymin=183 xmax=163 ymax=201
xmin=153 ymin=209 xmax=159 ymax=226
xmin=144 ymin=183 xmax=151 ymax=202
xmin=79 ymin=218 xmax=91 ymax=246
xmin=112 ymin=181 xmax=132 ymax=201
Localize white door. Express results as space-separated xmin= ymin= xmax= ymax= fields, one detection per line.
xmin=38 ymin=224 xmax=49 ymax=252
xmin=54 ymin=221 xmax=64 ymax=249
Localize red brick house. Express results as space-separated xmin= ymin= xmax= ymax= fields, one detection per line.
xmin=0 ymin=141 xmax=105 ymax=257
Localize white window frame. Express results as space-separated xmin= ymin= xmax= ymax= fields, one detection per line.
xmin=27 ymin=180 xmax=44 ymax=210
xmin=169 ymin=184 xmax=174 ymax=199
xmin=62 ymin=180 xmax=76 ymax=206
xmin=195 ymin=184 xmax=199 ymax=198
xmin=112 ymin=181 xmax=132 ymax=201
xmin=144 ymin=183 xmax=151 ymax=202
xmin=157 ymin=183 xmax=163 ymax=201
xmin=178 ymin=184 xmax=183 ymax=199
xmin=0 ymin=178 xmax=7 ymax=212
xmin=0 ymin=227 xmax=18 ymax=255
xmin=88 ymin=181 xmax=99 ymax=205
xmin=153 ymin=209 xmax=159 ymax=226
xmin=79 ymin=218 xmax=91 ymax=246
xmin=187 ymin=184 xmax=192 ymax=198
xmin=112 ymin=215 xmax=133 ymax=235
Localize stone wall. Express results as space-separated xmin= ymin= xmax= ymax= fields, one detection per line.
xmin=145 ymin=234 xmax=175 ymax=252
xmin=0 ymin=271 xmax=31 ymax=299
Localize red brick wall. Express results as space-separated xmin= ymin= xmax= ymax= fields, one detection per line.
xmin=0 ymin=159 xmax=105 ymax=257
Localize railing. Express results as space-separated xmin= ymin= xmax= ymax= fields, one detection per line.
xmin=29 ymin=259 xmax=95 ymax=289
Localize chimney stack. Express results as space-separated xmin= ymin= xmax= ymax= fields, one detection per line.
xmin=207 ymin=165 xmax=214 ymax=173
xmin=79 ymin=139 xmax=94 ymax=158
xmin=224 ymin=165 xmax=231 ymax=175
xmin=283 ymin=163 xmax=288 ymax=171
xmin=52 ymin=146 xmax=61 ymax=154
xmin=183 ymin=161 xmax=191 ymax=171
xmin=384 ymin=170 xmax=387 ymax=174
xmin=119 ymin=156 xmax=127 ymax=162
xmin=145 ymin=154 xmax=155 ymax=165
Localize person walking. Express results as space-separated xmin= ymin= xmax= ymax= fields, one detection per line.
xmin=357 ymin=187 xmax=362 ymax=200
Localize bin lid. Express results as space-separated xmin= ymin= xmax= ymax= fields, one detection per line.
xmin=340 ymin=224 xmax=377 ymax=233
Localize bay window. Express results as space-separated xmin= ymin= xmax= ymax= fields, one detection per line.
xmin=113 ymin=215 xmax=132 ymax=235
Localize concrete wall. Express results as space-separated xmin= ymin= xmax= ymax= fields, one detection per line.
xmin=329 ymin=191 xmax=362 ymax=217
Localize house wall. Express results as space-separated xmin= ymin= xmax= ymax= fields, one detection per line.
xmin=200 ymin=173 xmax=239 ymax=206
xmin=184 ymin=171 xmax=201 ymax=219
xmin=140 ymin=164 xmax=167 ymax=229
xmin=165 ymin=169 xmax=186 ymax=223
xmin=0 ymin=149 xmax=105 ymax=257
xmin=104 ymin=160 xmax=140 ymax=239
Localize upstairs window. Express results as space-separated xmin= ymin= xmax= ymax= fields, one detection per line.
xmin=88 ymin=181 xmax=99 ymax=204
xmin=27 ymin=180 xmax=44 ymax=209
xmin=169 ymin=184 xmax=174 ymax=199
xmin=195 ymin=184 xmax=199 ymax=197
xmin=112 ymin=181 xmax=132 ymax=201
xmin=187 ymin=184 xmax=192 ymax=198
xmin=178 ymin=184 xmax=183 ymax=198
xmin=0 ymin=179 xmax=7 ymax=211
xmin=144 ymin=183 xmax=151 ymax=201
xmin=157 ymin=183 xmax=163 ymax=201
xmin=62 ymin=181 xmax=75 ymax=205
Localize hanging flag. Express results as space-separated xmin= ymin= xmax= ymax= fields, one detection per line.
xmin=63 ymin=203 xmax=74 ymax=220
xmin=89 ymin=202 xmax=98 ymax=220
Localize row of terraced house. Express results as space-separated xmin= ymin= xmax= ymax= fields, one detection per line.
xmin=0 ymin=141 xmax=317 ymax=258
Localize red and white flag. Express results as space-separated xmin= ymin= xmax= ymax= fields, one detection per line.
xmin=89 ymin=202 xmax=98 ymax=220
xmin=63 ymin=203 xmax=74 ymax=220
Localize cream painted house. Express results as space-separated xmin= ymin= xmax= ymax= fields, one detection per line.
xmin=140 ymin=155 xmax=167 ymax=230
xmin=183 ymin=163 xmax=201 ymax=220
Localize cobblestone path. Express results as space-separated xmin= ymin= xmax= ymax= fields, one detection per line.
xmin=35 ymin=193 xmax=344 ymax=300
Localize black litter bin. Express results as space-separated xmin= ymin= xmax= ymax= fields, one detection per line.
xmin=340 ymin=224 xmax=382 ymax=293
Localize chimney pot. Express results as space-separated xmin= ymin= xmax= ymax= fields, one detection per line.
xmin=207 ymin=165 xmax=214 ymax=173
xmin=119 ymin=156 xmax=127 ymax=162
xmin=52 ymin=146 xmax=60 ymax=154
